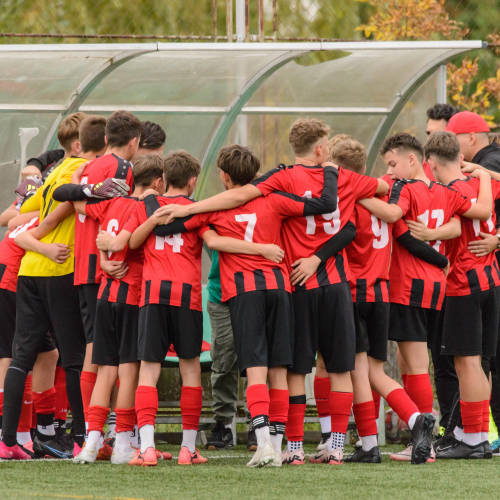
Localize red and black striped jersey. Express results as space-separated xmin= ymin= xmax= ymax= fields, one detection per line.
xmin=84 ymin=197 xmax=144 ymax=306
xmin=74 ymin=154 xmax=133 ymax=286
xmin=123 ymin=196 xmax=209 ymax=311
xmin=252 ymin=164 xmax=377 ymax=291
xmin=389 ymin=179 xmax=471 ymax=309
xmin=0 ymin=217 xmax=39 ymax=292
xmin=179 ymin=192 xmax=327 ymax=302
xmin=445 ymin=177 xmax=500 ymax=296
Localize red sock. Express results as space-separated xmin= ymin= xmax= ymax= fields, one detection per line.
xmin=285 ymin=395 xmax=306 ymax=442
xmin=372 ymin=390 xmax=381 ymax=419
xmin=461 ymin=400 xmax=483 ymax=434
xmin=401 ymin=374 xmax=407 ymax=389
xmin=314 ymin=376 xmax=331 ymax=418
xmin=269 ymin=389 xmax=289 ymax=434
xmin=405 ymin=374 xmax=433 ymax=414
xmin=54 ymin=366 xmax=68 ymax=422
xmin=385 ymin=388 xmax=419 ymax=424
xmin=115 ymin=407 xmax=136 ymax=433
xmin=353 ymin=401 xmax=378 ymax=437
xmin=330 ymin=392 xmax=353 ymax=434
xmin=0 ymin=390 xmax=3 ymax=418
xmin=180 ymin=386 xmax=202 ymax=431
xmin=135 ymin=386 xmax=158 ymax=429
xmin=18 ymin=375 xmax=33 ymax=433
xmin=33 ymin=387 xmax=57 ymax=416
xmin=483 ymin=400 xmax=490 ymax=433
xmin=87 ymin=405 xmax=109 ymax=434
xmin=80 ymin=371 xmax=97 ymax=422
xmin=246 ymin=384 xmax=270 ymax=420
xmin=32 ymin=399 xmax=36 ymax=429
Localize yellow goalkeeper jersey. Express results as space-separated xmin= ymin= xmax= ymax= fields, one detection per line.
xmin=18 ymin=156 xmax=87 ymax=277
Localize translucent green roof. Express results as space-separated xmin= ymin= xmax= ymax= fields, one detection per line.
xmin=0 ymin=41 xmax=483 ymax=212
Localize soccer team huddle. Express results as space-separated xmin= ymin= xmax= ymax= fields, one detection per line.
xmin=0 ymin=104 xmax=498 ymax=468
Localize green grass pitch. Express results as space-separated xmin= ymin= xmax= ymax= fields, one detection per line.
xmin=0 ymin=444 xmax=497 ymax=500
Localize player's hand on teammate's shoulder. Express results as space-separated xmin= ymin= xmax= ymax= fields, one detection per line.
xmin=138 ymin=189 xmax=159 ymax=200
xmin=469 ymin=167 xmax=491 ymax=179
xmin=321 ymin=161 xmax=339 ymax=169
xmin=461 ymin=161 xmax=483 ymax=174
xmin=258 ymin=244 xmax=285 ymax=264
xmin=154 ymin=203 xmax=190 ymax=224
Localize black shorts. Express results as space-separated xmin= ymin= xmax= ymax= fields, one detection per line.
xmin=228 ymin=289 xmax=294 ymax=376
xmin=353 ymin=301 xmax=390 ymax=362
xmin=12 ymin=275 xmax=85 ymax=370
xmin=78 ymin=283 xmax=100 ymax=344
xmin=442 ymin=287 xmax=500 ymax=358
xmin=0 ymin=288 xmax=16 ymax=358
xmin=138 ymin=304 xmax=203 ymax=363
xmin=389 ymin=303 xmax=443 ymax=344
xmin=290 ymin=282 xmax=355 ymax=374
xmin=92 ymin=299 xmax=139 ymax=367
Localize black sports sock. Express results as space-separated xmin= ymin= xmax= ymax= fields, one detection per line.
xmin=445 ymin=391 xmax=461 ymax=435
xmin=64 ymin=367 xmax=85 ymax=447
xmin=2 ymin=365 xmax=28 ymax=447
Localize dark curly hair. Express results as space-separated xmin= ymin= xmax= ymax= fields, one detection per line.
xmin=379 ymin=132 xmax=424 ymax=161
xmin=426 ymin=103 xmax=459 ymax=123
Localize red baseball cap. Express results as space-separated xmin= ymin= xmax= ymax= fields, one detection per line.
xmin=445 ymin=111 xmax=490 ymax=135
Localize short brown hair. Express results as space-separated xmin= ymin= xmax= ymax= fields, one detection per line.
xmin=79 ymin=115 xmax=106 ymax=153
xmin=217 ymin=145 xmax=260 ymax=186
xmin=328 ymin=134 xmax=353 ymax=152
xmin=380 ymin=132 xmax=424 ymax=161
xmin=57 ymin=112 xmax=86 ymax=152
xmin=163 ymin=150 xmax=201 ymax=189
xmin=139 ymin=121 xmax=166 ymax=150
xmin=424 ymin=131 xmax=461 ymax=163
xmin=132 ymin=153 xmax=165 ymax=187
xmin=289 ymin=118 xmax=330 ymax=156
xmin=330 ymin=139 xmax=367 ymax=173
xmin=105 ymin=110 xmax=142 ymax=148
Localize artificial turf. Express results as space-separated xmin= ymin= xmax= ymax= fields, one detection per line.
xmin=0 ymin=444 xmax=497 ymax=500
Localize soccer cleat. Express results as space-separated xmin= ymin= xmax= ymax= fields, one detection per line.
xmin=317 ymin=432 xmax=331 ymax=451
xmin=411 ymin=413 xmax=435 ymax=465
xmin=155 ymin=448 xmax=173 ymax=461
xmin=308 ymin=447 xmax=330 ymax=464
xmin=19 ymin=441 xmax=42 ymax=459
xmin=390 ymin=442 xmax=412 ymax=462
xmin=328 ymin=448 xmax=344 ymax=465
xmin=490 ymin=438 xmax=500 ymax=455
xmin=246 ymin=442 xmax=275 ymax=468
xmin=178 ymin=446 xmax=208 ymax=465
xmin=111 ymin=446 xmax=136 ymax=465
xmin=436 ymin=440 xmax=485 ymax=460
xmin=247 ymin=428 xmax=257 ymax=452
xmin=128 ymin=447 xmax=157 ymax=467
xmin=344 ymin=445 xmax=382 ymax=464
xmin=483 ymin=441 xmax=492 ymax=459
xmin=0 ymin=442 xmax=31 ymax=460
xmin=270 ymin=450 xmax=282 ymax=467
xmin=282 ymin=447 xmax=305 ymax=465
xmin=96 ymin=439 xmax=113 ymax=461
xmin=433 ymin=432 xmax=457 ymax=453
xmin=73 ymin=442 xmax=98 ymax=464
xmin=206 ymin=422 xmax=233 ymax=451
xmin=73 ymin=442 xmax=82 ymax=458
xmin=33 ymin=435 xmax=73 ymax=459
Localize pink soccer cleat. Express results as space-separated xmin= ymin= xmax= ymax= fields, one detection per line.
xmin=0 ymin=441 xmax=31 ymax=460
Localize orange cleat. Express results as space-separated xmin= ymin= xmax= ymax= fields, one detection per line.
xmin=128 ymin=447 xmax=157 ymax=467
xmin=156 ymin=449 xmax=173 ymax=461
xmin=178 ymin=446 xmax=208 ymax=465
xmin=96 ymin=440 xmax=113 ymax=461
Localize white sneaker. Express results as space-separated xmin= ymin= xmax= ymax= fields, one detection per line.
xmin=73 ymin=443 xmax=98 ymax=464
xmin=111 ymin=446 xmax=136 ymax=465
xmin=317 ymin=433 xmax=330 ymax=451
xmin=270 ymin=449 xmax=282 ymax=467
xmin=246 ymin=442 xmax=275 ymax=468
xmin=390 ymin=442 xmax=412 ymax=462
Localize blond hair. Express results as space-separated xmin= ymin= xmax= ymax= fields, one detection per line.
xmin=288 ymin=118 xmax=330 ymax=156
xmin=330 ymin=139 xmax=367 ymax=173
xmin=57 ymin=112 xmax=86 ymax=152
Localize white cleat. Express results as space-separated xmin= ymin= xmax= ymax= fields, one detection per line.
xmin=327 ymin=448 xmax=344 ymax=465
xmin=246 ymin=442 xmax=275 ymax=468
xmin=73 ymin=443 xmax=98 ymax=464
xmin=317 ymin=433 xmax=330 ymax=452
xmin=390 ymin=443 xmax=412 ymax=462
xmin=111 ymin=446 xmax=136 ymax=465
xmin=270 ymin=449 xmax=282 ymax=467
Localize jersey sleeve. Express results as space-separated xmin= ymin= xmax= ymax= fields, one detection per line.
xmin=84 ymin=199 xmax=109 ymax=222
xmin=451 ymin=189 xmax=472 ymax=216
xmin=349 ymin=171 xmax=379 ymax=200
xmin=392 ymin=218 xmax=408 ymax=239
xmin=266 ymin=192 xmax=309 ymax=218
xmin=123 ymin=203 xmax=147 ymax=234
xmin=56 ymin=163 xmax=83 ymax=185
xmin=388 ymin=181 xmax=411 ymax=216
xmin=20 ymin=187 xmax=42 ymax=214
xmin=251 ymin=166 xmax=289 ymax=196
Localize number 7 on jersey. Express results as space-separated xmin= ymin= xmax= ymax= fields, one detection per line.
xmin=235 ymin=213 xmax=257 ymax=242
